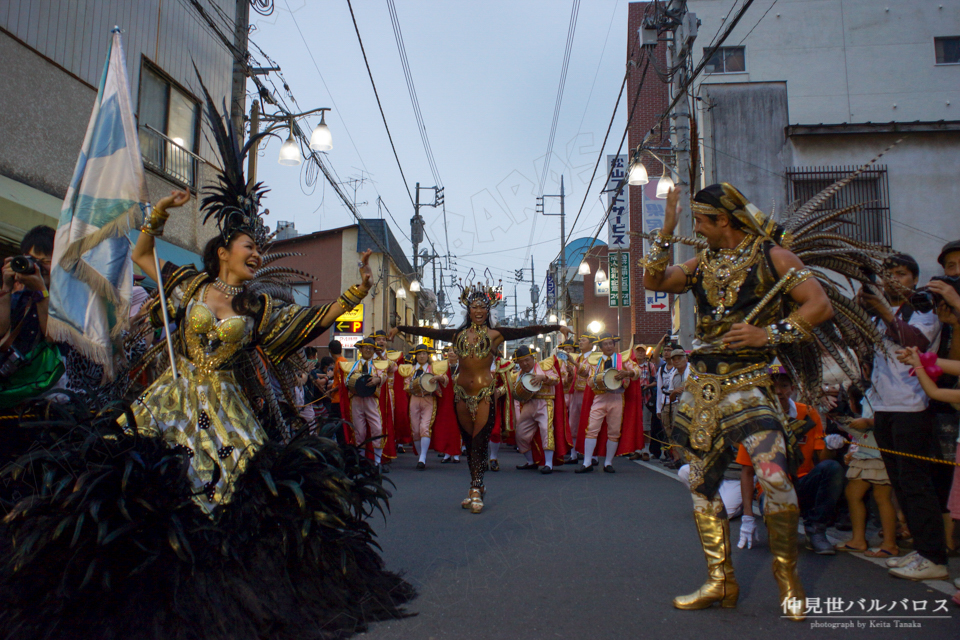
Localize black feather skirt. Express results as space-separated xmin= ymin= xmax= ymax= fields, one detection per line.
xmin=0 ymin=399 xmax=415 ymax=640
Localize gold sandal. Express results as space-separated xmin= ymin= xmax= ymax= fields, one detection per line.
xmin=461 ymin=486 xmax=486 ymax=509
xmin=468 ymin=488 xmax=484 ymax=514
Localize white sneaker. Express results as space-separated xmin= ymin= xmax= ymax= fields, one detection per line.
xmin=886 ymin=549 xmax=918 ymax=568
xmin=888 ymin=556 xmax=949 ymax=581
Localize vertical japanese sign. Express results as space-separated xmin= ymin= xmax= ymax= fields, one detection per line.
xmin=606 ymin=155 xmax=630 ymax=249
xmin=641 ymin=182 xmax=665 ymax=255
xmin=608 ymin=251 xmax=620 ymax=308
xmin=545 ymin=273 xmax=556 ymax=308
xmin=619 ymin=251 xmax=630 ymax=307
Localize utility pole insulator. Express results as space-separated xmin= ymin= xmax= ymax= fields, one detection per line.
xmin=411 ymin=215 xmax=424 ymax=245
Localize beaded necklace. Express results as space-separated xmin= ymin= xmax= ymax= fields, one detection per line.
xmin=212 ymin=278 xmax=244 ymax=297
xmin=699 ymin=234 xmax=761 ymax=320
xmin=455 ymin=322 xmax=493 ymax=359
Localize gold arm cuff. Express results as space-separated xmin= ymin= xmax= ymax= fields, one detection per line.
xmin=786 ymin=310 xmax=815 ymax=340
xmin=639 ymin=230 xmax=673 ymax=274
xmin=140 ymin=207 xmax=170 ymax=237
xmin=338 ymin=284 xmax=369 ymax=311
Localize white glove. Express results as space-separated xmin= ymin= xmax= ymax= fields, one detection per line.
xmin=738 ymin=515 xmax=760 ymax=549
xmin=824 ymin=433 xmax=844 ymax=450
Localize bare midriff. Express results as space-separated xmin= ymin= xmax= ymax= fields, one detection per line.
xmin=452 ymin=325 xmax=502 ymax=397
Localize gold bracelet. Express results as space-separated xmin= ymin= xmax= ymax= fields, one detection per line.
xmin=140 ymin=207 xmax=170 ymax=237
xmin=785 ymin=310 xmax=815 ymax=340
xmin=639 ymin=229 xmax=673 ymax=274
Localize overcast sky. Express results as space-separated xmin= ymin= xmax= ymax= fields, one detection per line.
xmin=247 ymin=0 xmax=630 ymax=316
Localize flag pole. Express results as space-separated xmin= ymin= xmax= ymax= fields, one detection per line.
xmin=152 ymin=246 xmax=179 ymax=382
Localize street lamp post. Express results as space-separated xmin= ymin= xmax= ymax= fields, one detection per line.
xmin=247 ymin=100 xmax=332 ymax=187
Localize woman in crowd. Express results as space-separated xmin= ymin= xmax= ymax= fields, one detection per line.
xmin=388 ymin=275 xmax=568 ymax=512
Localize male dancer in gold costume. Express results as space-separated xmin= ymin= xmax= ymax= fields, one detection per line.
xmin=643 ymin=185 xmax=834 ymax=621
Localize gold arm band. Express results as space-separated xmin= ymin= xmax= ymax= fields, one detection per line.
xmin=678 ymin=262 xmax=698 ymax=293
xmin=639 ymin=229 xmax=673 ymax=274
xmin=337 ymin=283 xmax=370 ymax=312
xmin=140 ymin=207 xmax=170 ymax=237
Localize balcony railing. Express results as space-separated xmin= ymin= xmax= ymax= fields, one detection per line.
xmin=139 ymin=125 xmax=200 ymax=188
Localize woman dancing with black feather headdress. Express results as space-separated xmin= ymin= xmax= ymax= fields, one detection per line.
xmin=0 ymin=81 xmax=414 ymax=639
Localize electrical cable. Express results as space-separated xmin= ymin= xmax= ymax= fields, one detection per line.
xmin=345 ymin=0 xmax=416 ymax=208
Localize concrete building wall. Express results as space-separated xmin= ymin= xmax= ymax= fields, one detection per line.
xmin=788 ymin=131 xmax=960 ymax=281
xmin=700 ymin=82 xmax=789 ymax=212
xmin=0 ymin=0 xmax=241 ymax=254
xmin=688 ymin=0 xmax=960 ymax=124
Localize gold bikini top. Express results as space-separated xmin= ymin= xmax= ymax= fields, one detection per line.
xmin=454 ymin=323 xmax=493 ymax=360
xmin=184 ymin=293 xmax=252 ymax=374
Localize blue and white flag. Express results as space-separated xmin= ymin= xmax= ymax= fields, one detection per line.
xmin=48 ymin=28 xmax=147 ymax=378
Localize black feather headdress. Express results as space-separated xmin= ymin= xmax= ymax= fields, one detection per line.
xmin=194 ymin=65 xmax=271 ymax=247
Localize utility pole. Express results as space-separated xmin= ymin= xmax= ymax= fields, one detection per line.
xmin=411 ymin=184 xmax=444 ymax=283
xmin=670 ymin=0 xmax=697 ymax=346
xmin=537 ymin=175 xmax=566 ymax=323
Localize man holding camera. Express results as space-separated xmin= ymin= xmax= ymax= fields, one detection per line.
xmin=856 ymin=253 xmax=948 ymax=580
xmin=0 ymin=226 xmax=62 ymax=408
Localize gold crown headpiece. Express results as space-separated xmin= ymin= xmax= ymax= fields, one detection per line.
xmin=457 ymin=268 xmax=503 ymax=308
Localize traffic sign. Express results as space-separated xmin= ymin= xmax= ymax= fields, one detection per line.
xmin=335 ymin=303 xmax=363 ymax=334
xmin=645 ymin=289 xmax=669 ymax=312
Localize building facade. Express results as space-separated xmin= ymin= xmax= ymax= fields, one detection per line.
xmin=270 ymin=219 xmax=421 ymax=359
xmin=0 ymin=0 xmax=247 ymax=260
xmin=688 ymin=0 xmax=960 ymax=279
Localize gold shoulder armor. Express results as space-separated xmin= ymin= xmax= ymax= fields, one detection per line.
xmin=587 ymin=352 xmax=603 ymax=366
xmin=432 ymin=360 xmax=449 ymax=376
xmin=339 ymin=360 xmax=353 ymax=373
xmin=539 ymin=356 xmax=555 ymax=371
xmin=386 ymin=350 xmax=402 ymax=362
xmin=398 ymin=364 xmax=414 ymax=378
xmin=373 ymin=360 xmax=391 ymax=371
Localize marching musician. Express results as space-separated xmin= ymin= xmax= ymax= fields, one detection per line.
xmin=512 ymin=345 xmax=563 ymax=474
xmin=339 ymin=336 xmax=387 ymax=470
xmin=399 ymin=344 xmax=449 ymax=469
xmin=576 ymin=332 xmax=639 ymax=474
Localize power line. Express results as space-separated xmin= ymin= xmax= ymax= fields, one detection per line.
xmin=738 ymin=0 xmax=779 ymax=45
xmin=345 ymin=0 xmax=416 ymax=209
xmin=524 ymin=0 xmax=580 ymax=264
xmin=386 ymin=0 xmax=442 ymax=190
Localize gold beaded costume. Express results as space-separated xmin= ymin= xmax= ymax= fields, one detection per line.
xmin=126 ymin=264 xmax=354 ymax=513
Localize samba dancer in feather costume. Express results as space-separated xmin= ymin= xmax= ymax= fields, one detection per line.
xmin=387 ymin=273 xmax=570 ymax=512
xmin=0 ymin=81 xmax=414 ymax=639
xmin=643 ymin=151 xmax=892 ymax=621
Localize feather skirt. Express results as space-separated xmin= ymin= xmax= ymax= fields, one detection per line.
xmin=0 ymin=401 xmax=415 ymax=640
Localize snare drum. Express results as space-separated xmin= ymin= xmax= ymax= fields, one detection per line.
xmin=592 ymin=368 xmax=625 ymax=394
xmin=409 ymin=373 xmax=438 ymax=396
xmin=513 ymin=372 xmax=542 ymax=402
xmin=347 ymin=373 xmax=377 ymax=397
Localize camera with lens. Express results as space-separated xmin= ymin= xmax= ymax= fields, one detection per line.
xmin=10 ymin=255 xmax=38 ymax=275
xmin=909 ymin=275 xmax=960 ymax=313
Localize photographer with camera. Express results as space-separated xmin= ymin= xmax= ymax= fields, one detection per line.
xmin=0 ymin=226 xmax=63 ymax=408
xmin=855 ymin=252 xmax=948 ymax=580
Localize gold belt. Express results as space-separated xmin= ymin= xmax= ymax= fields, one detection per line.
xmin=455 ymin=382 xmax=495 ymax=422
xmin=684 ymin=363 xmax=770 ymax=453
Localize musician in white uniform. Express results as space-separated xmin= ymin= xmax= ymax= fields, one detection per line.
xmin=512 ymin=345 xmax=561 ymax=474
xmin=400 ymin=344 xmax=448 ymax=469
xmin=577 ymin=333 xmax=639 ymax=473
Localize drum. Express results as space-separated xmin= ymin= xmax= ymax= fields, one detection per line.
xmin=347 ymin=373 xmax=377 ymax=397
xmin=593 ymin=368 xmax=625 ymax=394
xmin=513 ymin=372 xmax=542 ymax=402
xmin=409 ymin=373 xmax=438 ymax=396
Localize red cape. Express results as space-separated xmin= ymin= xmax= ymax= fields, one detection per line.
xmin=338 ymin=364 xmax=395 ymax=461
xmin=575 ymin=356 xmax=644 ymax=457
xmin=530 ymin=377 xmax=572 ymax=465
xmin=391 ymin=353 xmax=412 ymax=445
xmin=431 ymin=368 xmax=462 ymax=456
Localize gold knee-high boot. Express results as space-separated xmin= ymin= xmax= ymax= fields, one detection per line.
xmin=765 ymin=508 xmax=806 ymax=622
xmin=673 ymin=512 xmax=739 ymax=610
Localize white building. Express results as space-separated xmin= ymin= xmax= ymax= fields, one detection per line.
xmin=689 ymin=0 xmax=960 ymax=278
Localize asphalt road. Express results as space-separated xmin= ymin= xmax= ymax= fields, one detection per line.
xmin=364 ymin=449 xmax=958 ymax=639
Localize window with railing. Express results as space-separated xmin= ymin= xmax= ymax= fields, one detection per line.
xmin=785 ymin=165 xmax=892 ymax=247
xmin=137 ymin=62 xmax=200 ymax=187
